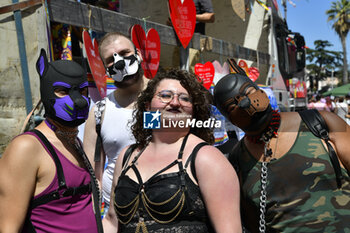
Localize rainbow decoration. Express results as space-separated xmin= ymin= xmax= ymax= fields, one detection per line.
xmin=101 ymin=202 xmax=105 ymax=219
xmin=88 ymin=75 xmax=117 ymax=90
xmin=214 ymin=133 xmax=229 ymax=145
xmin=106 ymin=76 xmax=117 ymax=90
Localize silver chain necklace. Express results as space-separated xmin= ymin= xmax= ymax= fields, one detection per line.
xmin=260 ymin=132 xmax=281 ymax=233
xmin=247 ymin=111 xmax=281 ymax=233
xmin=259 ymin=137 xmax=273 ymax=233
xmin=259 ymin=160 xmax=268 ymax=233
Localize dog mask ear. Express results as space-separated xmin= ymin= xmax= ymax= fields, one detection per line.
xmin=36 ymin=49 xmax=49 ymax=78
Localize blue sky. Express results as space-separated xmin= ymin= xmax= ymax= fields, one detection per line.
xmin=278 ymin=0 xmax=349 ymax=61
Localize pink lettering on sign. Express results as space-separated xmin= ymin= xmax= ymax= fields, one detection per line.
xmin=131 ymin=24 xmax=161 ymax=79
xmin=194 ymin=62 xmax=215 ymax=90
xmin=83 ymin=30 xmax=106 ymax=99
xmin=168 ymin=0 xmax=196 ymax=48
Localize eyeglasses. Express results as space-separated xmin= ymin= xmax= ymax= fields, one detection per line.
xmin=156 ymin=90 xmax=192 ymax=106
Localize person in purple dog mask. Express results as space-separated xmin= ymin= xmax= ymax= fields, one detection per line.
xmin=0 ymin=49 xmax=103 ymax=233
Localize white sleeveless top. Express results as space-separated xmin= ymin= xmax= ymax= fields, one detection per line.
xmin=100 ymin=92 xmax=135 ymax=205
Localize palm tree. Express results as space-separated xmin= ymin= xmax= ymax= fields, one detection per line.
xmin=326 ymin=0 xmax=350 ymax=84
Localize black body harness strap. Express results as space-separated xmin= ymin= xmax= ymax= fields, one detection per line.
xmin=122 ymin=138 xmax=209 ymax=184
xmin=29 ymin=130 xmax=92 ymax=208
xmin=298 ymin=109 xmax=343 ymax=188
xmin=24 ymin=130 xmax=103 ymax=233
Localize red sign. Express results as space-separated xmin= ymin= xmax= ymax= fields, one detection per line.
xmin=131 ymin=25 xmax=161 ymax=79
xmin=295 ymin=80 xmax=306 ymax=98
xmin=194 ymin=62 xmax=215 ymax=90
xmin=83 ymin=31 xmax=106 ymax=98
xmin=168 ymin=0 xmax=196 ymax=49
xmin=248 ymin=67 xmax=260 ymax=82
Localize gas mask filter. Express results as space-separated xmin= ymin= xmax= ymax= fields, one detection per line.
xmin=107 ymin=52 xmax=141 ymax=82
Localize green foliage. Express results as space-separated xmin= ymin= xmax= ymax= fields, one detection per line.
xmin=326 ymin=0 xmax=350 ymax=84
xmin=326 ymin=0 xmax=350 ymax=38
xmin=306 ymin=40 xmax=342 ymax=80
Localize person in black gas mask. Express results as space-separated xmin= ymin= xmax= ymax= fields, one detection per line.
xmin=214 ymin=66 xmax=350 ymax=233
xmin=0 ymin=49 xmax=103 ymax=232
xmin=83 ymin=32 xmax=149 ymax=220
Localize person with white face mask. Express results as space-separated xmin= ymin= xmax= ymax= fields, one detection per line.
xmin=83 ymin=32 xmax=149 ymax=218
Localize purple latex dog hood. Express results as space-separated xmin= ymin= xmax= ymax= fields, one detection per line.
xmin=36 ymin=49 xmax=90 ymax=127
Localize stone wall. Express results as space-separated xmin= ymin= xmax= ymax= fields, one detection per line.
xmin=0 ymin=1 xmax=48 ymax=154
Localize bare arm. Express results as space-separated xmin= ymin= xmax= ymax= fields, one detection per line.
xmin=0 ymin=135 xmax=40 ymax=232
xmin=320 ymin=110 xmax=350 ymax=171
xmin=195 ymin=145 xmax=242 ymax=233
xmin=102 ymin=146 xmax=129 ymax=232
xmin=83 ymin=105 xmax=106 ymax=184
xmin=196 ymin=12 xmax=215 ymax=23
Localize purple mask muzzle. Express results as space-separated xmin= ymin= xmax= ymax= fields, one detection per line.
xmin=53 ymin=95 xmax=90 ymax=122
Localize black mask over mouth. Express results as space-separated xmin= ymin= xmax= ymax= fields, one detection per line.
xmin=213 ymin=73 xmax=273 ymax=136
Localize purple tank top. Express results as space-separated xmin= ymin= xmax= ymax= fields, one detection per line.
xmin=23 ymin=132 xmax=97 ymax=233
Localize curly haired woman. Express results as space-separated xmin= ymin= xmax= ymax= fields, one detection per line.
xmin=103 ymin=68 xmax=241 ymax=233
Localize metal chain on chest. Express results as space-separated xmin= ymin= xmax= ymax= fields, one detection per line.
xmin=259 ymin=161 xmax=268 ymax=233
xmin=257 ymin=112 xmax=281 ymax=233
xmin=258 ymin=137 xmax=273 ymax=233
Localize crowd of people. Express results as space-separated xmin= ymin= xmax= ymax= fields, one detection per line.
xmin=1 ymin=3 xmax=350 ymax=232
xmin=308 ymin=94 xmax=350 ymax=125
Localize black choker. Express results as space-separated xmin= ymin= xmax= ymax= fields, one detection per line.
xmin=45 ymin=119 xmax=79 ymax=142
xmin=246 ymin=110 xmax=281 ymax=144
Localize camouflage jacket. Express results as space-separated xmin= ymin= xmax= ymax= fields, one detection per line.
xmin=229 ymin=121 xmax=350 ymax=233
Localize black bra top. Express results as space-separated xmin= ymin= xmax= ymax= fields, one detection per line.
xmin=113 ymin=135 xmax=212 ymax=231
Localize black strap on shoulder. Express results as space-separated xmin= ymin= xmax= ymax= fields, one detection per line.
xmin=299 ymin=109 xmax=329 ymax=139
xmin=122 ymin=144 xmax=138 ymax=168
xmin=25 ymin=130 xmax=95 ymax=232
xmin=184 ymin=142 xmax=209 ymax=183
xmin=31 ymin=129 xmax=67 ymax=189
xmin=178 ymin=134 xmax=190 ymax=187
xmin=94 ymin=124 xmax=103 ymax=162
xmin=298 ymin=109 xmax=343 ymax=188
